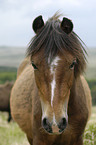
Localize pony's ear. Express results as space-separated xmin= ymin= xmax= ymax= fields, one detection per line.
xmin=32 ymin=15 xmax=44 ymax=33
xmin=61 ymin=17 xmax=73 ymax=34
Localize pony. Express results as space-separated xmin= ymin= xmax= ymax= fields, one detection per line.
xmin=0 ymin=81 xmax=13 ymax=122
xmin=10 ymin=13 xmax=92 ymax=145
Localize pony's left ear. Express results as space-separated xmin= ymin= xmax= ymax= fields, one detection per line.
xmin=32 ymin=15 xmax=44 ymax=33
xmin=61 ymin=17 xmax=73 ymax=34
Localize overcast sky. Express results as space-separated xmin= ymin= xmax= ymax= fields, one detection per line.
xmin=0 ymin=0 xmax=96 ymax=48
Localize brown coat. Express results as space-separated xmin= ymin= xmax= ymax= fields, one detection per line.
xmin=10 ymin=58 xmax=91 ymax=145
xmin=0 ymin=81 xmax=13 ymax=122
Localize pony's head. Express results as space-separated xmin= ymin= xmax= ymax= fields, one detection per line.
xmin=27 ymin=13 xmax=86 ymax=135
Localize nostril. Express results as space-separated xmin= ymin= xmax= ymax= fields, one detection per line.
xmin=42 ymin=118 xmax=47 ymax=126
xmin=42 ymin=118 xmax=52 ymax=133
xmin=62 ymin=118 xmax=67 ymax=125
xmin=58 ymin=117 xmax=67 ymax=132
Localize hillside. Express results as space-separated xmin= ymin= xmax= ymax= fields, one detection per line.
xmin=85 ymin=48 xmax=96 ymax=79
xmin=0 ymin=46 xmax=26 ymax=67
xmin=0 ymin=46 xmax=96 ymax=79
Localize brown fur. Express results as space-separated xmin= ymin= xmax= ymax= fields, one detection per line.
xmin=17 ymin=57 xmax=30 ymax=77
xmin=10 ymin=13 xmax=92 ymax=145
xmin=0 ymin=81 xmax=13 ymax=122
xmin=10 ymin=57 xmax=91 ymax=145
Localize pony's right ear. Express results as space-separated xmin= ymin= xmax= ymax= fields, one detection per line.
xmin=61 ymin=17 xmax=73 ymax=34
xmin=32 ymin=15 xmax=44 ymax=33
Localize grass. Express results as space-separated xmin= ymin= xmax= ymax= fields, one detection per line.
xmin=0 ymin=66 xmax=17 ymax=84
xmin=0 ymin=107 xmax=96 ymax=145
xmin=83 ymin=107 xmax=96 ymax=145
xmin=0 ymin=72 xmax=17 ymax=84
xmin=0 ymin=112 xmax=29 ymax=145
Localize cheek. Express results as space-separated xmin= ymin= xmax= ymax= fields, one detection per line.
xmin=34 ymin=72 xmax=42 ymax=90
xmin=61 ymin=69 xmax=74 ymax=89
xmin=67 ymin=71 xmax=74 ymax=88
xmin=64 ymin=70 xmax=74 ymax=86
xmin=34 ymin=72 xmax=51 ymax=102
xmin=56 ymin=71 xmax=74 ymax=102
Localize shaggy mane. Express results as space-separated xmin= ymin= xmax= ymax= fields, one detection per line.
xmin=27 ymin=13 xmax=87 ymax=78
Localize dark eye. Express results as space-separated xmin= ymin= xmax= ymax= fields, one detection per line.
xmin=70 ymin=60 xmax=76 ymax=69
xmin=32 ymin=62 xmax=38 ymax=70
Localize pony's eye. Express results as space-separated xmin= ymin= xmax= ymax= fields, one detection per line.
xmin=69 ymin=60 xmax=76 ymax=69
xmin=32 ymin=62 xmax=38 ymax=70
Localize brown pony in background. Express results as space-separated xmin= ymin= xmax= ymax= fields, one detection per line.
xmin=0 ymin=81 xmax=13 ymax=122
xmin=10 ymin=13 xmax=92 ymax=145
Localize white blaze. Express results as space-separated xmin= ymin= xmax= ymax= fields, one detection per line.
xmin=50 ymin=56 xmax=60 ymax=107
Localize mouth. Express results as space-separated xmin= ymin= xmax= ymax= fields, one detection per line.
xmin=51 ymin=125 xmax=65 ymax=135
xmin=44 ymin=126 xmax=66 ymax=135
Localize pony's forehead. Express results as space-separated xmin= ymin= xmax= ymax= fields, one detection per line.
xmin=31 ymin=50 xmax=74 ymax=67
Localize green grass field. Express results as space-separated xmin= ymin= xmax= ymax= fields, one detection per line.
xmin=83 ymin=107 xmax=96 ymax=145
xmin=0 ymin=112 xmax=29 ymax=145
xmin=0 ymin=72 xmax=17 ymax=84
xmin=0 ymin=66 xmax=17 ymax=84
xmin=0 ymin=107 xmax=96 ymax=145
